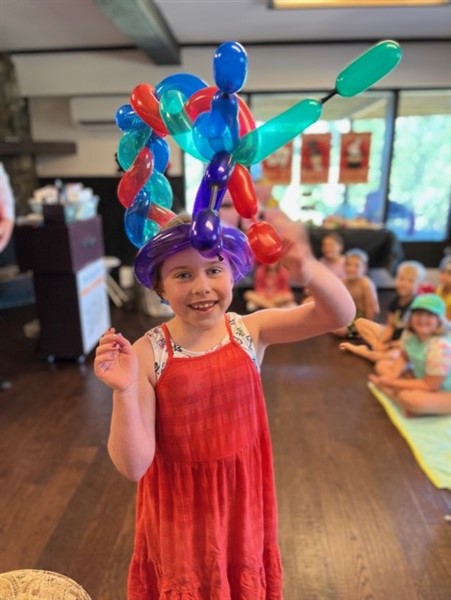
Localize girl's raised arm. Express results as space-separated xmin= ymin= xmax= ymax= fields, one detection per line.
xmin=243 ymin=211 xmax=355 ymax=353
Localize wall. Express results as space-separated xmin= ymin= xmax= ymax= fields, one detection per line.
xmin=10 ymin=41 xmax=451 ymax=179
xmin=8 ymin=41 xmax=451 ymax=267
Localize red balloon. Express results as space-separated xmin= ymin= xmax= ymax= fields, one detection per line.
xmin=117 ymin=147 xmax=153 ymax=209
xmin=247 ymin=221 xmax=284 ymax=264
xmin=185 ymin=86 xmax=256 ymax=137
xmin=228 ymin=164 xmax=258 ymax=219
xmin=130 ymin=83 xmax=169 ymax=137
xmin=147 ymin=204 xmax=176 ymax=227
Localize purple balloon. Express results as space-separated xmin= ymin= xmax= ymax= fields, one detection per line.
xmin=190 ymin=209 xmax=223 ymax=254
xmin=192 ymin=176 xmax=227 ymax=216
xmin=205 ymin=152 xmax=234 ymax=189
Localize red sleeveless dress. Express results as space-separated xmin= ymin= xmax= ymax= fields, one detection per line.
xmin=127 ymin=315 xmax=283 ymax=599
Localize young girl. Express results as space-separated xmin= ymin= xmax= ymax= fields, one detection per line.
xmin=94 ymin=213 xmax=355 ymax=599
xmin=319 ymin=232 xmax=346 ymax=280
xmin=244 ymin=261 xmax=297 ymax=311
xmin=339 ymin=260 xmax=425 ymax=361
xmin=333 ymin=248 xmax=380 ymax=338
xmin=369 ymin=293 xmax=451 ymax=415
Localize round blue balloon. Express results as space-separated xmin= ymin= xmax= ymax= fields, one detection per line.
xmin=115 ymin=104 xmax=147 ymax=131
xmin=213 ymin=41 xmax=248 ymax=94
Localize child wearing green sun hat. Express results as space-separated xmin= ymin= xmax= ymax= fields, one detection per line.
xmin=369 ymin=293 xmax=451 ymax=415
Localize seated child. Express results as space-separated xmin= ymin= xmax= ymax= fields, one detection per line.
xmin=369 ymin=294 xmax=451 ymax=415
xmin=333 ymin=248 xmax=379 ymax=337
xmin=319 ymin=232 xmax=346 ymax=280
xmin=436 ymin=255 xmax=451 ymax=320
xmin=244 ymin=261 xmax=297 ymax=311
xmin=340 ymin=260 xmax=426 ymax=360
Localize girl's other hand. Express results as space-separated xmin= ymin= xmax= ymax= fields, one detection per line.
xmin=94 ymin=328 xmax=139 ymax=392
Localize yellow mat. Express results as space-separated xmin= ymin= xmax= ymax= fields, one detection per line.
xmin=368 ymin=382 xmax=451 ymax=489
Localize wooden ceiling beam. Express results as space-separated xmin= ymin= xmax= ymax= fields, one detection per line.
xmin=93 ymin=0 xmax=180 ymax=65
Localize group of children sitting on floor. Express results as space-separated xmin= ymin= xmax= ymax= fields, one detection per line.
xmin=245 ymin=231 xmax=451 ymax=416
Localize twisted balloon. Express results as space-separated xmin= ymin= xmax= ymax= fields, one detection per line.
xmin=115 ymin=39 xmax=402 ymax=263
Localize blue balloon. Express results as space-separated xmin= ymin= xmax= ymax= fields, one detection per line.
xmin=211 ymin=93 xmax=239 ymax=140
xmin=146 ymin=134 xmax=170 ymax=173
xmin=115 ymin=104 xmax=147 ymax=131
xmin=192 ymin=113 xmax=217 ymax=160
xmin=213 ymin=41 xmax=248 ymax=94
xmin=124 ymin=189 xmax=159 ymax=248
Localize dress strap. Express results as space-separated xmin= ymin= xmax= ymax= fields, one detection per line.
xmin=224 ymin=313 xmax=235 ymax=343
xmin=161 ymin=323 xmax=174 ymax=358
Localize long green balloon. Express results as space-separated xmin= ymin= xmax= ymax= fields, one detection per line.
xmin=336 ymin=40 xmax=402 ymax=98
xmin=233 ymin=98 xmax=322 ymax=166
xmin=159 ymin=90 xmax=206 ymax=162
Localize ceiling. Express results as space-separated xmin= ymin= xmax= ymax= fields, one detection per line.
xmin=1 ymin=0 xmax=450 ymax=62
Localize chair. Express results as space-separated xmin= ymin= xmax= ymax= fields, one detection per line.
xmin=0 ymin=569 xmax=92 ymax=599
xmin=103 ymin=256 xmax=129 ymax=308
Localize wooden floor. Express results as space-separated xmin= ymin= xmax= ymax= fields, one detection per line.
xmin=1 ymin=294 xmax=450 ymax=600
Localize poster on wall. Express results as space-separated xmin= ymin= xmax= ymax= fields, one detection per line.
xmin=261 ymin=142 xmax=293 ymax=184
xmin=300 ymin=133 xmax=331 ymax=184
xmin=339 ymin=132 xmax=372 ymax=184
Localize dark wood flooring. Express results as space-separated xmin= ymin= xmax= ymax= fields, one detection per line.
xmin=1 ymin=293 xmax=450 ymax=600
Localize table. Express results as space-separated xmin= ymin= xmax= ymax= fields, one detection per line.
xmin=15 ymin=216 xmax=110 ymax=362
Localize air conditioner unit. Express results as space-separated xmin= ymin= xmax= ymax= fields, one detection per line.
xmin=70 ymin=96 xmax=128 ymax=130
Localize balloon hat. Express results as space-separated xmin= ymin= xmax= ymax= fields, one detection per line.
xmin=115 ymin=40 xmax=402 ymax=268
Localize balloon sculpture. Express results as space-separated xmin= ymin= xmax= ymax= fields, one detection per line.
xmin=115 ymin=40 xmax=402 ymax=264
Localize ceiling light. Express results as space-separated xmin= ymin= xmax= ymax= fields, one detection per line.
xmin=270 ymin=0 xmax=449 ymax=8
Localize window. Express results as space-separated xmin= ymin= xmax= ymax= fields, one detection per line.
xmin=183 ymin=88 xmax=451 ymax=241
xmin=388 ymin=89 xmax=451 ymax=241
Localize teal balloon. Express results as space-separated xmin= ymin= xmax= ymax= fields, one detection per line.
xmin=336 ymin=40 xmax=402 ymax=98
xmin=159 ymin=90 xmax=208 ymax=162
xmin=155 ymin=73 xmax=207 ymax=100
xmin=143 ymin=171 xmax=173 ymax=209
xmin=233 ymin=98 xmax=322 ymax=165
xmin=117 ymin=128 xmax=151 ymax=170
xmin=124 ymin=189 xmax=159 ymax=248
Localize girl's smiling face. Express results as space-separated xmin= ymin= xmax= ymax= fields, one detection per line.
xmin=410 ymin=309 xmax=441 ymax=339
xmin=159 ymin=247 xmax=234 ymax=326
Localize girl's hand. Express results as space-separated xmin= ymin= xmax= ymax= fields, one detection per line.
xmin=263 ymin=208 xmax=315 ymax=284
xmin=369 ymin=372 xmax=397 ymax=389
xmin=94 ymin=328 xmax=139 ymax=393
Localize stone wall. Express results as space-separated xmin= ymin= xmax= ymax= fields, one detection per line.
xmin=0 ymin=53 xmax=39 ymax=215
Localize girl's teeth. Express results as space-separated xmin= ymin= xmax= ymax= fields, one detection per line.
xmin=192 ymin=302 xmax=214 ymax=310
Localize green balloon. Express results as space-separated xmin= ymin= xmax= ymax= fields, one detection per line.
xmin=117 ymin=128 xmax=151 ymax=170
xmin=143 ymin=172 xmax=173 ymax=209
xmin=159 ymin=90 xmax=206 ymax=162
xmin=233 ymin=98 xmax=322 ymax=165
xmin=336 ymin=40 xmax=402 ymax=98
